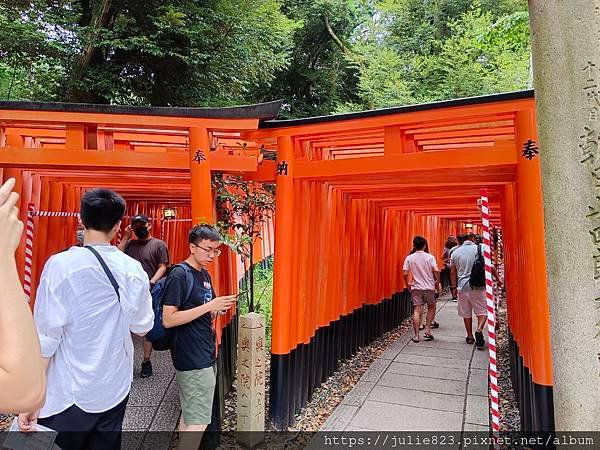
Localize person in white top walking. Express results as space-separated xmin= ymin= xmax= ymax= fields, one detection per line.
xmin=403 ymin=236 xmax=441 ymax=343
xmin=18 ymin=188 xmax=154 ymax=450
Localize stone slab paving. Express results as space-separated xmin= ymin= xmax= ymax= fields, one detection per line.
xmin=321 ymin=297 xmax=491 ymax=433
xmin=122 ymin=335 xmax=180 ymax=449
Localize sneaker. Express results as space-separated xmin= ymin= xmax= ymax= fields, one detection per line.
xmin=475 ymin=330 xmax=485 ymax=350
xmin=452 ymin=297 xmax=458 ymax=302
xmin=140 ymin=360 xmax=153 ymax=378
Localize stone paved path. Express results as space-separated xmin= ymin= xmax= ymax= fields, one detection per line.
xmin=321 ymin=297 xmax=491 ymax=432
xmin=121 ymin=335 xmax=179 ymax=449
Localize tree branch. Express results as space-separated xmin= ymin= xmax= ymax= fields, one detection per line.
xmin=322 ymin=16 xmax=353 ymax=58
xmin=70 ymin=0 xmax=114 ymax=101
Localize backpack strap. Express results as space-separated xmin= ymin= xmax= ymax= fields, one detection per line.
xmin=84 ymin=245 xmax=120 ymax=302
xmin=169 ymin=263 xmax=196 ymax=308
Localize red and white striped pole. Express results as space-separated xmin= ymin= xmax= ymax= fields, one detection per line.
xmin=23 ymin=203 xmax=35 ymax=303
xmin=480 ymin=188 xmax=500 ymax=440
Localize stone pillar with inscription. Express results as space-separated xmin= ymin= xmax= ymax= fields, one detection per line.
xmin=529 ymin=0 xmax=600 ymax=431
xmin=236 ymin=312 xmax=266 ymax=447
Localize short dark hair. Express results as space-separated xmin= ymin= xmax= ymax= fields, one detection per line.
xmin=457 ymin=233 xmax=466 ymax=244
xmin=464 ymin=232 xmax=475 ymax=241
xmin=474 ymin=234 xmax=483 ymax=244
xmin=80 ymin=189 xmax=125 ymax=233
xmin=412 ymin=236 xmax=428 ymax=251
xmin=445 ymin=236 xmax=458 ymax=249
xmin=189 ymin=225 xmax=221 ymax=245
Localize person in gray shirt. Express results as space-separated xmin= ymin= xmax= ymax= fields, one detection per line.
xmin=450 ymin=233 xmax=487 ymax=349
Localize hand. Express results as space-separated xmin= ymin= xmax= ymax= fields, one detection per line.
xmin=0 ymin=178 xmax=24 ymax=255
xmin=18 ymin=410 xmax=40 ymax=433
xmin=210 ymin=295 xmax=236 ymax=312
xmin=123 ymin=225 xmax=133 ymax=240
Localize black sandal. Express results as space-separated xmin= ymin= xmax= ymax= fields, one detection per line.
xmin=411 ymin=337 xmax=420 ymax=343
xmin=466 ymin=337 xmax=475 ymax=344
xmin=431 ymin=321 xmax=440 ymax=329
xmin=423 ymin=333 xmax=434 ymax=341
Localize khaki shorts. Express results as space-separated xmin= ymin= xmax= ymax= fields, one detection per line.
xmin=411 ymin=289 xmax=436 ymax=306
xmin=176 ymin=365 xmax=217 ymax=425
xmin=457 ymin=288 xmax=487 ymax=318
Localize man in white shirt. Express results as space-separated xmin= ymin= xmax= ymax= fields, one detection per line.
xmin=403 ymin=236 xmax=440 ymax=343
xmin=18 ymin=188 xmax=154 ymax=450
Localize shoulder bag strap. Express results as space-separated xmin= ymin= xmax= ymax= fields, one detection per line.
xmin=84 ymin=245 xmax=120 ymax=302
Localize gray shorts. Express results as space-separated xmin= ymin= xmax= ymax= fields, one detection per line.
xmin=457 ymin=288 xmax=487 ymax=318
xmin=411 ymin=289 xmax=436 ymax=306
xmin=176 ymin=365 xmax=217 ymax=425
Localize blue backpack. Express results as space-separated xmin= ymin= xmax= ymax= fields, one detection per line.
xmin=147 ymin=264 xmax=195 ymax=351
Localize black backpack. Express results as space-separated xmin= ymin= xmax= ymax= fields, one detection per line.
xmin=469 ymin=244 xmax=486 ymax=288
xmin=147 ymin=264 xmax=195 ymax=351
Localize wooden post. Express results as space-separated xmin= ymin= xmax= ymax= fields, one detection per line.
xmin=189 ymin=127 xmax=213 ymax=224
xmin=270 ymin=135 xmax=295 ymax=429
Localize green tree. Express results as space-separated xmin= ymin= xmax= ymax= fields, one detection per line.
xmin=338 ymin=0 xmax=530 ymax=111
xmin=0 ymin=1 xmax=75 ymax=100
xmin=264 ymin=0 xmax=373 ymax=118
xmin=0 ymin=0 xmax=297 ymax=105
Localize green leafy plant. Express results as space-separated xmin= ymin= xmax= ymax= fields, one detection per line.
xmin=213 ymin=173 xmax=275 ymax=313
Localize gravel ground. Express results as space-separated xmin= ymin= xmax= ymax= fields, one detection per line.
xmin=495 ymin=291 xmax=521 ymax=431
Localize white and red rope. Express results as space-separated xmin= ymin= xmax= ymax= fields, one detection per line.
xmin=30 ymin=210 xmax=80 ymax=217
xmin=480 ymin=188 xmax=500 ymax=440
xmin=23 ymin=203 xmax=35 ymax=302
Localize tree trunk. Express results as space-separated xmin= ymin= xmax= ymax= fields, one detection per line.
xmin=69 ymin=0 xmax=114 ymax=102
xmin=323 ymin=16 xmax=353 ymax=59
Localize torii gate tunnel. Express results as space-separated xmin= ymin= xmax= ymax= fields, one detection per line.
xmin=0 ymin=90 xmax=553 ymax=432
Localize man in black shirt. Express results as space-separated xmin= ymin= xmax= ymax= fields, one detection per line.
xmin=118 ymin=214 xmax=169 ymax=378
xmin=162 ymin=225 xmax=236 ymax=449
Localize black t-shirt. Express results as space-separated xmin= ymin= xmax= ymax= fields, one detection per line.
xmin=162 ymin=262 xmax=217 ymax=371
xmin=124 ymin=237 xmax=169 ymax=280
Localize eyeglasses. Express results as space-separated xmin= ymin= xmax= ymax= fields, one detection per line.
xmin=193 ymin=244 xmax=222 ymax=257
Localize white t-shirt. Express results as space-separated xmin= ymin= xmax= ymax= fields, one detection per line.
xmin=34 ymin=244 xmax=154 ymax=417
xmin=403 ymin=251 xmax=439 ymax=291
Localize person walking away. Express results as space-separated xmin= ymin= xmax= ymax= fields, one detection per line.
xmin=450 ymin=232 xmax=487 ymax=349
xmin=441 ymin=236 xmax=458 ymax=294
xmin=403 ymin=236 xmax=441 ymax=342
xmin=18 ymin=189 xmax=154 ymax=450
xmin=161 ymin=225 xmax=237 ymax=450
xmin=448 ymin=234 xmax=466 ymax=302
xmin=119 ymin=214 xmax=169 ymax=378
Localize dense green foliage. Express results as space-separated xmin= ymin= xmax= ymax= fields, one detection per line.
xmin=0 ymin=0 xmax=530 ymax=116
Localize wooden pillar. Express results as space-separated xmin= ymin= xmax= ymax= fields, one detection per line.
xmin=270 ymin=135 xmax=295 ymax=429
xmin=189 ymin=127 xmax=213 ymax=224
xmin=65 ymin=124 xmax=85 ymax=150
xmin=384 ymin=125 xmax=417 ymax=155
xmin=5 ymin=133 xmax=23 ymax=148
xmin=514 ymin=108 xmax=554 ymax=431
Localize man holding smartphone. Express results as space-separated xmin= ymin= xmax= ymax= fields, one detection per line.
xmin=161 ymin=225 xmax=236 ymax=450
